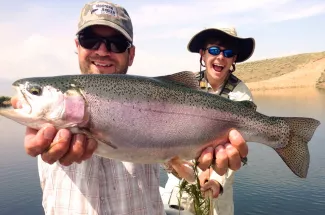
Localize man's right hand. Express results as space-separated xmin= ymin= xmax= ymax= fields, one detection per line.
xmin=12 ymin=97 xmax=98 ymax=166
xmin=24 ymin=126 xmax=97 ymax=166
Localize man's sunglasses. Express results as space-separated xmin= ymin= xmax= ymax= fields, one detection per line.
xmin=205 ymin=46 xmax=236 ymax=58
xmin=78 ymin=34 xmax=132 ymax=53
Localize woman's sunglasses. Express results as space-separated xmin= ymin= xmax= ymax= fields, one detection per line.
xmin=205 ymin=46 xmax=236 ymax=58
xmin=78 ymin=34 xmax=131 ymax=53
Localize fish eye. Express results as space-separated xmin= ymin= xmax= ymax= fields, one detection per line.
xmin=27 ymin=84 xmax=42 ymax=96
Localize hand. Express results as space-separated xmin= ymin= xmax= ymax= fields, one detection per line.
xmin=197 ymin=129 xmax=248 ymax=175
xmin=11 ymin=97 xmax=98 ymax=166
xmin=199 ymin=168 xmax=221 ymax=198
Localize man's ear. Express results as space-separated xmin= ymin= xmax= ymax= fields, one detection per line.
xmin=75 ymin=38 xmax=79 ymax=48
xmin=74 ymin=38 xmax=79 ymax=54
xmin=128 ymin=45 xmax=135 ymax=66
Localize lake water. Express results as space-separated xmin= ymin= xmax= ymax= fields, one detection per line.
xmin=0 ymin=87 xmax=325 ymax=215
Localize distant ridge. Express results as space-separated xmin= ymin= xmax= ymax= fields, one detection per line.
xmin=234 ymin=51 xmax=325 ymax=91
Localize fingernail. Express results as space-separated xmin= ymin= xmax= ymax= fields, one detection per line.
xmin=52 ymin=130 xmax=68 ymax=143
xmin=225 ymin=143 xmax=232 ymax=149
xmin=74 ymin=134 xmax=85 ymax=146
xmin=229 ymin=129 xmax=239 ymax=138
xmin=43 ymin=127 xmax=55 ymax=140
xmin=215 ymin=145 xmax=224 ymax=151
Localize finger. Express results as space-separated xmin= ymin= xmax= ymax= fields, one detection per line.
xmin=79 ymin=138 xmax=98 ymax=161
xmin=59 ymin=134 xmax=86 ymax=166
xmin=228 ymin=129 xmax=248 ymax=158
xmin=197 ymin=147 xmax=214 ymax=171
xmin=199 ymin=169 xmax=211 ymax=187
xmin=201 ymin=180 xmax=220 ymax=198
xmin=24 ymin=125 xmax=57 ymax=157
xmin=225 ymin=143 xmax=241 ymax=171
xmin=170 ymin=158 xmax=196 ymax=183
xmin=41 ymin=129 xmax=72 ymax=164
xmin=212 ymin=145 xmax=228 ymax=176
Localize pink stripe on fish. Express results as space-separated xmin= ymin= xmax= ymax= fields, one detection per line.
xmin=63 ymin=96 xmax=85 ymax=123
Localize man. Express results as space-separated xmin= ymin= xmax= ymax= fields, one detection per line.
xmin=16 ymin=1 xmax=249 ymax=214
xmin=163 ymin=27 xmax=255 ymax=214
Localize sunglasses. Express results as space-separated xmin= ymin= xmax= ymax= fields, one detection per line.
xmin=205 ymin=46 xmax=236 ymax=58
xmin=78 ymin=34 xmax=132 ymax=53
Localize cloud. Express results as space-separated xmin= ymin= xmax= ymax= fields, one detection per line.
xmin=130 ymin=0 xmax=285 ymax=28
xmin=131 ymin=0 xmax=325 ymax=41
xmin=0 ymin=4 xmax=80 ymax=80
xmin=264 ymin=2 xmax=325 ymax=22
xmin=128 ymin=49 xmax=199 ymax=76
xmin=1 ymin=0 xmax=324 ymax=81
xmin=0 ymin=27 xmax=79 ymax=80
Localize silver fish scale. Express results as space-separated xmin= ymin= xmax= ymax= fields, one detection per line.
xmin=70 ymin=74 xmax=291 ymax=149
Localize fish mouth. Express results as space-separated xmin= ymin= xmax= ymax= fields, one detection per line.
xmin=0 ymin=86 xmax=32 ymax=115
xmin=15 ymin=86 xmax=32 ymax=114
xmin=0 ymin=87 xmax=37 ymax=128
xmin=0 ymin=96 xmax=12 ymax=108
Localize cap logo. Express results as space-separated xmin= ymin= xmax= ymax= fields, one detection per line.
xmin=91 ymin=3 xmax=117 ymax=17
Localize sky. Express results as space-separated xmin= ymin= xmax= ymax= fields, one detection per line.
xmin=0 ymin=0 xmax=325 ymax=82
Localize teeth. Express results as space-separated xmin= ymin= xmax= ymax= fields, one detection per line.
xmin=213 ymin=64 xmax=224 ymax=67
xmin=93 ymin=62 xmax=110 ymax=67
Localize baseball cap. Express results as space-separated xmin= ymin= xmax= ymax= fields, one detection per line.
xmin=76 ymin=1 xmax=133 ymax=42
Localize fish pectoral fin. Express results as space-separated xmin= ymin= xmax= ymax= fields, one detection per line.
xmin=153 ymin=71 xmax=201 ymax=90
xmin=236 ymin=100 xmax=257 ymax=110
xmin=70 ymin=127 xmax=118 ymax=149
xmin=97 ymin=139 xmax=117 ymax=149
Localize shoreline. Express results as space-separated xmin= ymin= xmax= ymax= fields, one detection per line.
xmin=244 ymin=57 xmax=325 ymax=92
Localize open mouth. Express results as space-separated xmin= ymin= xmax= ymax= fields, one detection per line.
xmin=5 ymin=87 xmax=32 ymax=114
xmin=92 ymin=61 xmax=113 ymax=68
xmin=212 ymin=64 xmax=225 ymax=72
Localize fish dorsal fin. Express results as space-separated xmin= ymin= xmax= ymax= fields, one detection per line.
xmin=237 ymin=100 xmax=257 ymax=110
xmin=153 ymin=71 xmax=201 ymax=90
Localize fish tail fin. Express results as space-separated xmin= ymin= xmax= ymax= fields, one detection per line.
xmin=275 ymin=117 xmax=320 ymax=178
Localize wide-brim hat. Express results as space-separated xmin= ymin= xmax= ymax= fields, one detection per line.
xmin=187 ymin=27 xmax=255 ymax=63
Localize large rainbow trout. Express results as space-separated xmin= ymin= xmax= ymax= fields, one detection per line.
xmin=0 ymin=71 xmax=320 ymax=179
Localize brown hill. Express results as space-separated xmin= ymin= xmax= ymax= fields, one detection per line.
xmin=235 ymin=51 xmax=325 ymax=91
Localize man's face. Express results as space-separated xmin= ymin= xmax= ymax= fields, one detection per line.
xmin=75 ymin=25 xmax=135 ymax=75
xmin=200 ymin=43 xmax=236 ymax=86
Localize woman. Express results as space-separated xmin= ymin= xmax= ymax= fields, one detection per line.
xmin=162 ymin=27 xmax=256 ymax=215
